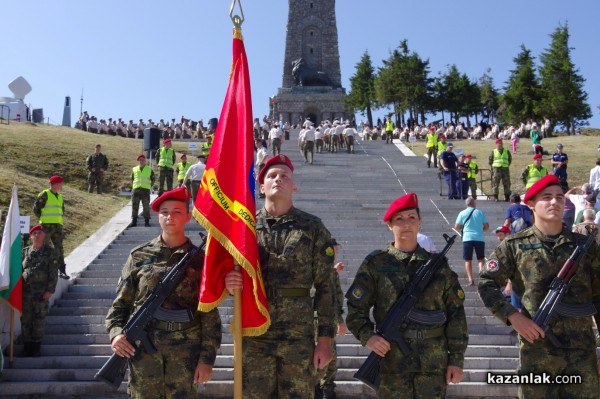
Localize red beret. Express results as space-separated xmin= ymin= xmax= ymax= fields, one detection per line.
xmin=258 ymin=154 xmax=294 ymax=184
xmin=533 ymin=153 xmax=543 ymax=160
xmin=495 ymin=138 xmax=502 ymax=144
xmin=49 ymin=175 xmax=63 ymax=184
xmin=495 ymin=226 xmax=510 ymax=234
xmin=181 ymin=154 xmax=187 ymax=159
xmin=29 ymin=224 xmax=45 ymax=234
xmin=383 ymin=192 xmax=419 ymax=222
xmin=137 ymin=154 xmax=146 ymax=161
xmin=151 ymin=186 xmax=191 ymax=212
xmin=164 ymin=138 xmax=172 ymax=144
xmin=465 ymin=154 xmax=472 ymax=158
xmin=439 ymin=134 xmax=445 ymax=139
xmin=523 ymin=175 xmax=561 ymax=203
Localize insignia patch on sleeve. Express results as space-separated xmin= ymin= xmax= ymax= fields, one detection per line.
xmin=325 ymin=246 xmax=334 ymax=257
xmin=485 ymin=258 xmax=500 ymax=273
xmin=352 ymin=287 xmax=364 ymax=299
xmin=456 ymin=288 xmax=465 ymax=301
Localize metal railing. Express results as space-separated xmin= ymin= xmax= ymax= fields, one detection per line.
xmin=438 ymin=168 xmax=494 ymax=199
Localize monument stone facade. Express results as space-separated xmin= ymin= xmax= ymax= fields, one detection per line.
xmin=272 ymin=0 xmax=347 ymax=125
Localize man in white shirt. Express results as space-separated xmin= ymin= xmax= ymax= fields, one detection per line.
xmin=181 ymin=154 xmax=206 ymax=205
xmin=590 ymin=158 xmax=600 ymax=199
xmin=269 ymin=125 xmax=283 ymax=156
xmin=343 ymin=123 xmax=357 ymax=154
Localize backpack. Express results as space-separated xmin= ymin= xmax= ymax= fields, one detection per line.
xmin=510 ymin=205 xmax=531 ymax=233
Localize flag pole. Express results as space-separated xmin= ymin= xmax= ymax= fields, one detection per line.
xmin=230 ymin=3 xmax=245 ymax=398
xmin=9 ymin=308 xmax=14 ymax=367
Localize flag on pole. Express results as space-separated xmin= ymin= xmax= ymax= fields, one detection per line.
xmin=193 ymin=27 xmax=270 ymax=336
xmin=0 ymin=184 xmax=23 ymax=313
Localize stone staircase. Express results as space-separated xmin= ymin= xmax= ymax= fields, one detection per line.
xmin=0 ymin=135 xmax=520 ymax=398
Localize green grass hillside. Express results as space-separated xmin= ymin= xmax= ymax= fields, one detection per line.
xmin=0 ymin=122 xmax=194 ymax=255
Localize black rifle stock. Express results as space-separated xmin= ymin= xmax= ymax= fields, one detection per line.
xmin=354 ymin=234 xmax=457 ymax=390
xmin=532 ymin=228 xmax=597 ymax=347
xmin=95 ymin=235 xmax=205 ymax=388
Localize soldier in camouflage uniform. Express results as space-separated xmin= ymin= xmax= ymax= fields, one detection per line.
xmin=33 ymin=175 xmax=69 ymax=279
xmin=478 ymin=175 xmax=600 ymax=399
xmin=346 ymin=193 xmax=468 ymax=399
xmin=86 ymin=144 xmax=109 ymax=194
xmin=225 ymin=154 xmax=337 ymax=399
xmin=20 ymin=224 xmax=59 ymax=357
xmin=315 ymin=239 xmax=347 ymax=399
xmin=105 ymin=187 xmax=221 ymax=399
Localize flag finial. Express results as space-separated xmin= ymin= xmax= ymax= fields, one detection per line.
xmin=230 ymin=0 xmax=245 ymax=28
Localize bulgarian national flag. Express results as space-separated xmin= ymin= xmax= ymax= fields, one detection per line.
xmin=193 ymin=26 xmax=270 ymax=336
xmin=0 ymin=184 xmax=23 ymax=313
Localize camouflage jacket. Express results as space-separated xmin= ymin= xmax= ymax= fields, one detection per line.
xmin=346 ymin=244 xmax=468 ymax=371
xmin=478 ymin=225 xmax=600 ymax=350
xmin=105 ymin=236 xmax=221 ymax=365
xmin=22 ymin=244 xmax=59 ymax=295
xmin=256 ymin=206 xmax=336 ymax=338
xmin=86 ymin=152 xmax=109 ymax=172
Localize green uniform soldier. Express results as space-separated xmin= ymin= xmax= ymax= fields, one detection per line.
xmin=315 ymin=239 xmax=347 ymax=399
xmin=176 ymin=154 xmax=192 ymax=190
xmin=521 ymin=153 xmax=548 ymax=190
xmin=478 ymin=175 xmax=600 ymax=399
xmin=224 ymin=154 xmax=337 ymax=399
xmin=33 ymin=175 xmax=69 ymax=280
xmin=20 ymin=224 xmax=59 ymax=357
xmin=346 ymin=193 xmax=468 ymax=399
xmin=157 ymin=138 xmax=176 ymax=196
xmin=130 ymin=154 xmax=155 ymax=227
xmin=86 ymin=144 xmax=109 ymax=194
xmin=489 ymin=138 xmax=512 ymax=202
xmin=105 ymin=187 xmax=222 ymax=399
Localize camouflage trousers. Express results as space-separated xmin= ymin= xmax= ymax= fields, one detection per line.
xmin=426 ymin=147 xmax=437 ymax=167
xmin=242 ymin=335 xmax=316 ymax=399
xmin=128 ymin=325 xmax=203 ymax=399
xmin=41 ymin=223 xmax=65 ymax=273
xmin=158 ymin=167 xmax=173 ymax=196
xmin=87 ymin=172 xmax=103 ymax=194
xmin=378 ymin=371 xmax=447 ymax=399
xmin=492 ymin=167 xmax=511 ymax=198
xmin=303 ymin=141 xmax=314 ymax=164
xmin=468 ymin=178 xmax=478 ymax=199
xmin=20 ymin=283 xmax=49 ymax=342
xmin=131 ymin=188 xmax=150 ymax=222
xmin=517 ymin=344 xmax=599 ymax=399
xmin=272 ymin=138 xmax=282 ymax=155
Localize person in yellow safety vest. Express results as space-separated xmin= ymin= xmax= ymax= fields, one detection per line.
xmin=425 ymin=127 xmax=439 ymax=168
xmin=488 ymin=138 xmax=512 ymax=202
xmin=157 ymin=138 xmax=176 ymax=196
xmin=33 ymin=175 xmax=69 ymax=280
xmin=176 ymin=154 xmax=192 ymax=190
xmin=464 ymin=154 xmax=479 ymax=199
xmin=384 ymin=117 xmax=394 ymax=144
xmin=521 ymin=153 xmax=548 ymax=189
xmin=202 ymin=134 xmax=213 ymax=160
xmin=436 ymin=134 xmax=447 ymax=171
xmin=130 ymin=154 xmax=155 ymax=227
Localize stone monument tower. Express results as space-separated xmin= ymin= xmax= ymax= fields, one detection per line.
xmin=272 ymin=0 xmax=346 ymax=125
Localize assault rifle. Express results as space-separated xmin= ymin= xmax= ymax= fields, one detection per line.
xmin=532 ymin=228 xmax=597 ymax=347
xmin=95 ymin=234 xmax=206 ymax=388
xmin=354 ymin=233 xmax=457 ymax=390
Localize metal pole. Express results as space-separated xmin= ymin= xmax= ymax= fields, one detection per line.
xmin=80 ymin=89 xmax=83 ymax=117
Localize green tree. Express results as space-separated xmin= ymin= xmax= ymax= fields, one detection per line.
xmin=345 ymin=51 xmax=376 ymax=127
xmin=538 ymin=23 xmax=591 ymax=134
xmin=502 ymin=44 xmax=540 ymax=124
xmin=479 ymin=69 xmax=500 ymax=122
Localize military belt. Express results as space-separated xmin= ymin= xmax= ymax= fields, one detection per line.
xmin=403 ymin=326 xmax=445 ymax=340
xmin=152 ymin=316 xmax=201 ymax=332
xmin=267 ymin=287 xmax=311 ymax=298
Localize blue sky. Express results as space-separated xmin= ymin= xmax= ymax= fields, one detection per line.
xmin=2 ymin=0 xmax=599 ymax=128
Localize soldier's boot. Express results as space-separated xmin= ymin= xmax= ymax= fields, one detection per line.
xmin=21 ymin=342 xmax=32 ymax=357
xmin=59 ymin=265 xmax=70 ymax=280
xmin=314 ymin=386 xmax=324 ymax=399
xmin=129 ymin=219 xmax=137 ymax=228
xmin=427 ymin=160 xmax=431 ymax=168
xmin=322 ymin=386 xmax=336 ymax=399
xmin=505 ymin=193 xmax=511 ymax=202
xmin=31 ymin=342 xmax=41 ymax=357
xmin=144 ymin=219 xmax=151 ymax=227
xmin=494 ymin=195 xmax=499 ymax=202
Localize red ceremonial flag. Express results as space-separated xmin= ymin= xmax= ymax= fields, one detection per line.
xmin=193 ymin=27 xmax=270 ymax=336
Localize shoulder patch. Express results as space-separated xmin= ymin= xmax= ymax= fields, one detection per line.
xmin=324 ymin=246 xmax=334 ymax=257
xmin=485 ymin=258 xmax=500 ymax=273
xmin=351 ymin=286 xmax=364 ymax=299
xmin=456 ymin=287 xmax=465 ymax=301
